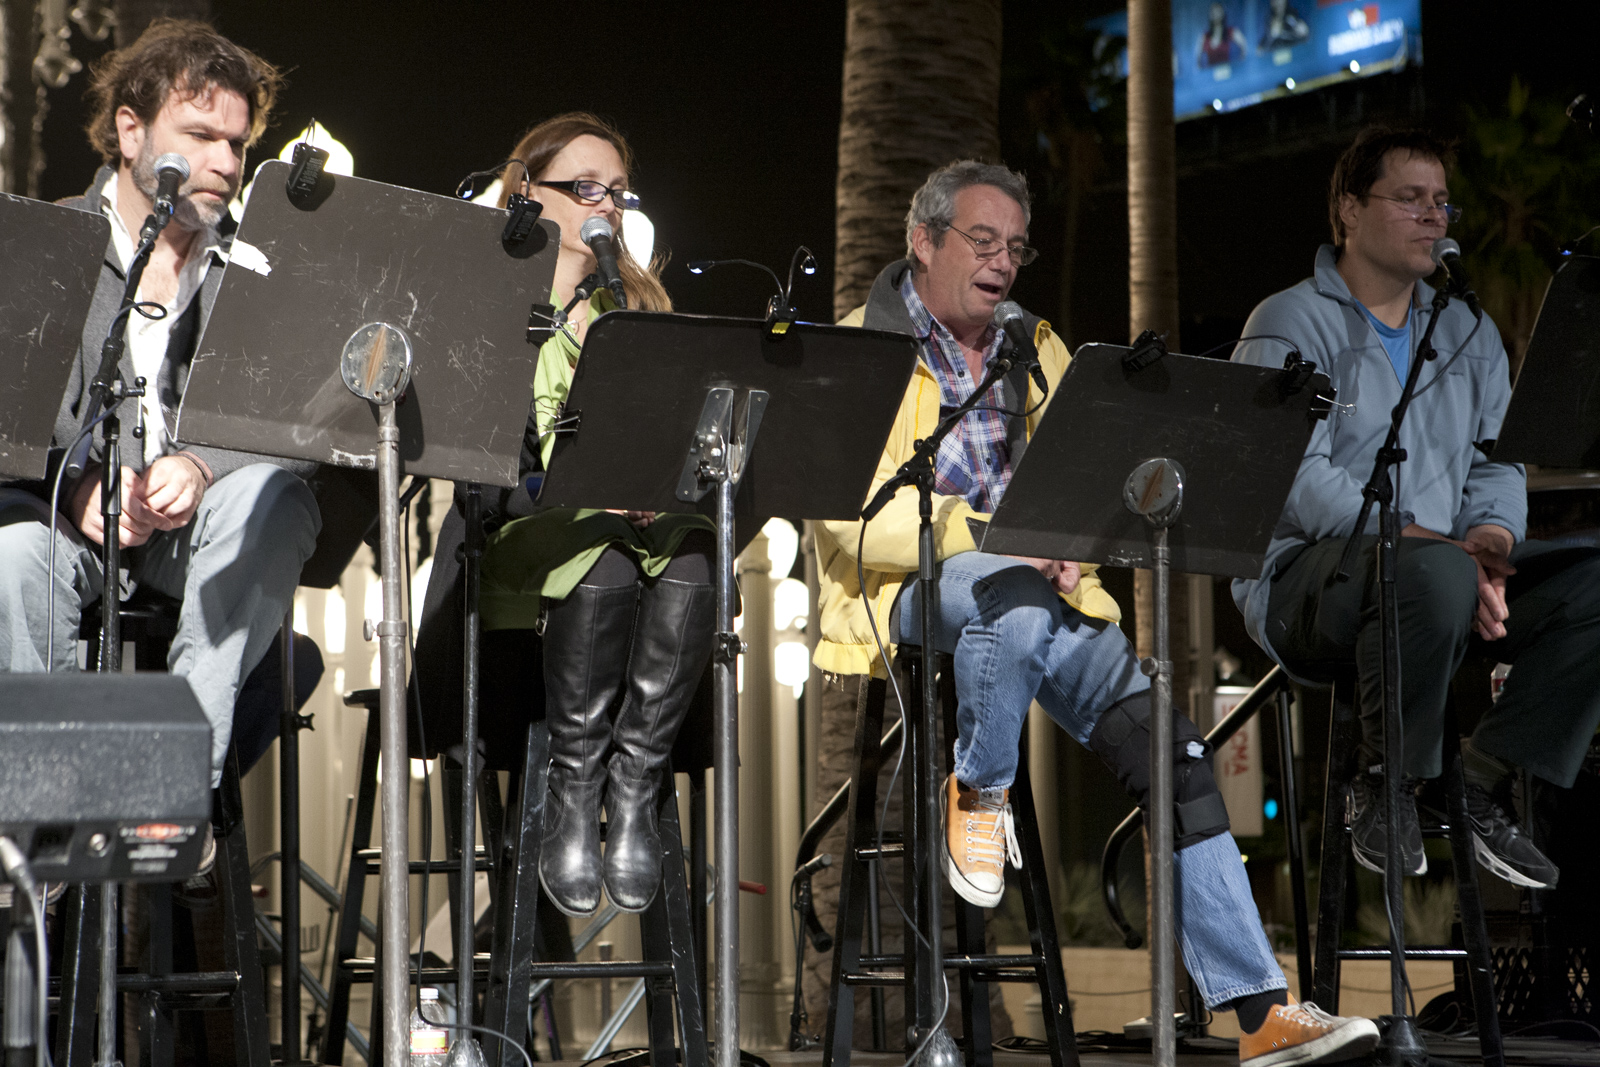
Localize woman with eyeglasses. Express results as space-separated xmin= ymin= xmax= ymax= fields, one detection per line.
xmin=478 ymin=112 xmax=715 ymax=918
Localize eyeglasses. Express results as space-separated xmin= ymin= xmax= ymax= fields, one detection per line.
xmin=536 ymin=179 xmax=641 ymax=211
xmin=1368 ymin=193 xmax=1463 ymax=224
xmin=947 ymin=224 xmax=1040 ymax=267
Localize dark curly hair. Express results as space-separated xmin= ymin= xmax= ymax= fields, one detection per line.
xmin=1329 ymin=126 xmax=1457 ymax=252
xmin=84 ymin=18 xmax=281 ymax=163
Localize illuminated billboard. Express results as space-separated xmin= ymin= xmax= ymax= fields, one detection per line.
xmin=1090 ymin=0 xmax=1423 ymax=121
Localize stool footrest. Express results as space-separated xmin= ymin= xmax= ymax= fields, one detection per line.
xmin=117 ymin=971 xmax=240 ymax=993
xmin=1336 ymin=946 xmax=1466 ymax=960
xmin=853 ymin=843 xmax=904 ymax=860
xmin=525 ymin=961 xmax=675 ymax=979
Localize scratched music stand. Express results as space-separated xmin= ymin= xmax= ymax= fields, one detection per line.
xmin=175 ymin=158 xmax=559 ymax=1067
xmin=536 ymin=311 xmax=918 ymax=1067
xmin=0 ymin=192 xmax=109 ymax=480
xmin=1494 ymin=254 xmax=1600 ymax=468
xmin=974 ymin=342 xmax=1328 ymax=1065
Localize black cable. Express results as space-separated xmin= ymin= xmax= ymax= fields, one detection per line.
xmin=1194 ymin=333 xmax=1301 ymax=360
xmin=44 ymin=409 xmax=114 ymax=669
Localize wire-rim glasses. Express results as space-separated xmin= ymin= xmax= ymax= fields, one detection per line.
xmin=1368 ymin=194 xmax=1462 ymax=224
xmin=946 ymin=223 xmax=1040 ymax=267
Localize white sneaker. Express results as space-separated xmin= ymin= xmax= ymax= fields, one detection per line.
xmin=939 ymin=773 xmax=1020 ymax=908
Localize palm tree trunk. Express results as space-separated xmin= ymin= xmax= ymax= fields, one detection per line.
xmin=1 ymin=0 xmax=43 ymax=196
xmin=833 ymin=0 xmax=1003 ymax=319
xmin=1127 ymin=0 xmax=1192 ymax=710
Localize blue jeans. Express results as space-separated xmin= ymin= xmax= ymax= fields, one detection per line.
xmin=897 ymin=550 xmax=1285 ymax=1007
xmin=0 ymin=464 xmax=319 ymax=785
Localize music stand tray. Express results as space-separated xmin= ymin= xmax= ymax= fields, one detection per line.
xmin=537 ymin=311 xmax=917 ymax=521
xmin=1494 ymin=254 xmax=1600 ymax=469
xmin=176 ymin=159 xmax=559 ymax=487
xmin=0 ymin=193 xmax=110 ymax=481
xmin=975 ymin=343 xmax=1330 ymax=579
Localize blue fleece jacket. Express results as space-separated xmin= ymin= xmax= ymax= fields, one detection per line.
xmin=1230 ymin=245 xmax=1527 ymax=669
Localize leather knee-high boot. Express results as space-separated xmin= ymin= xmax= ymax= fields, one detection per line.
xmin=538 ymin=580 xmax=638 ymax=916
xmin=603 ymin=576 xmax=715 ymax=911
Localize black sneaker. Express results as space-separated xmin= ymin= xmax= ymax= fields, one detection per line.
xmin=1463 ymin=781 xmax=1558 ymax=889
xmin=1347 ymin=771 xmax=1426 ymax=876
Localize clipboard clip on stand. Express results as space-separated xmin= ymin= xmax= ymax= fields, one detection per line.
xmin=1123 ymin=329 xmax=1168 ymax=371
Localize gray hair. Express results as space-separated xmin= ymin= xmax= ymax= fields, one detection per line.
xmin=904 ymin=160 xmax=1032 ymax=267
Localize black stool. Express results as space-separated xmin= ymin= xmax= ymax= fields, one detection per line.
xmin=479 ymin=716 xmax=709 ymax=1067
xmin=56 ymin=595 xmax=272 ymax=1067
xmin=1312 ymin=677 xmax=1505 ymax=1066
xmin=825 ymin=652 xmax=1077 ymax=1067
xmin=319 ymin=688 xmax=499 ymax=1065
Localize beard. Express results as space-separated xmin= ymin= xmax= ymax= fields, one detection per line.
xmin=130 ymin=139 xmax=235 ymax=232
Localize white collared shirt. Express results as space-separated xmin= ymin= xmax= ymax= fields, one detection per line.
xmin=99 ymin=171 xmax=221 ymax=465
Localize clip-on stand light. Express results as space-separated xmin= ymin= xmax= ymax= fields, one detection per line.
xmin=686 ymin=246 xmax=817 ymax=339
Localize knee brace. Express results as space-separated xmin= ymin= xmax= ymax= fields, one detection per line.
xmin=1088 ymin=693 xmax=1230 ymax=849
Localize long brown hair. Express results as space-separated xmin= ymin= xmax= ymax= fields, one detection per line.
xmin=498 ymin=112 xmax=672 ymax=312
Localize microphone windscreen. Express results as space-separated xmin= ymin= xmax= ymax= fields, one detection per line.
xmin=1430 ymin=237 xmax=1461 ymax=267
xmin=993 ymin=300 xmax=1026 ymax=329
xmin=154 ymin=152 xmax=191 ymax=180
xmin=580 ymin=216 xmax=613 ymax=245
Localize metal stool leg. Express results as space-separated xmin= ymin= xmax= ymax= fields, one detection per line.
xmin=55 ymin=884 xmax=103 ymax=1067
xmin=481 ymin=722 xmax=549 ymax=1067
xmin=823 ymin=676 xmax=889 ymax=1066
xmin=323 ymin=703 xmax=381 ymax=1065
xmin=1010 ymin=736 xmax=1077 ymax=1067
xmin=218 ymin=750 xmax=272 ymax=1067
xmin=1274 ymin=689 xmax=1314 ymax=1004
xmin=1313 ymin=682 xmax=1358 ymax=1010
xmin=938 ymin=667 xmax=992 ymax=1067
xmin=1440 ymin=707 xmax=1505 ymax=1067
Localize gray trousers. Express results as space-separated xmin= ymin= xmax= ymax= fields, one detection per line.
xmin=0 ymin=464 xmax=319 ymax=785
xmin=1266 ymin=536 xmax=1600 ymax=786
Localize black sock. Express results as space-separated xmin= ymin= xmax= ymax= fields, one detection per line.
xmin=1233 ymin=988 xmax=1290 ymax=1034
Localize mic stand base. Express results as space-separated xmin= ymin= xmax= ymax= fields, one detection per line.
xmin=1376 ymin=1014 xmax=1428 ymax=1066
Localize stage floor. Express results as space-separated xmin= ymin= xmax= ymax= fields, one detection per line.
xmin=707 ymin=1032 xmax=1600 ymax=1067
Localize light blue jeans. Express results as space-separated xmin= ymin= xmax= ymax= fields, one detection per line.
xmin=0 ymin=464 xmax=319 ymax=785
xmin=897 ymin=550 xmax=1286 ymax=1007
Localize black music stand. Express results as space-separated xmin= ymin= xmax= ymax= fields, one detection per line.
xmin=537 ymin=311 xmax=917 ymax=1067
xmin=175 ymin=158 xmax=559 ymax=1067
xmin=1494 ymin=254 xmax=1600 ymax=468
xmin=975 ymin=343 xmax=1328 ymax=1066
xmin=0 ymin=192 xmax=109 ymax=480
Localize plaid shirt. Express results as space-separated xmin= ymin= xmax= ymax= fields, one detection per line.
xmin=899 ymin=274 xmax=1015 ymax=513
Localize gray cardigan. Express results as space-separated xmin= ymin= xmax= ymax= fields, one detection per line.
xmin=1230 ymin=244 xmax=1526 ymax=670
xmin=40 ymin=166 xmax=314 ymax=489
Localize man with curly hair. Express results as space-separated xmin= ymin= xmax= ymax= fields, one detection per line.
xmin=0 ymin=19 xmax=319 ymax=788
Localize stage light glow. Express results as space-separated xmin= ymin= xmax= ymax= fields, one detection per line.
xmin=1264 ymin=798 xmax=1279 ymax=820
xmin=1285 ymin=77 xmax=1296 ymax=90
xmin=763 ymin=517 xmax=799 ymax=579
xmin=1349 ymin=60 xmax=1361 ymax=73
xmin=775 ymin=641 xmax=810 ymax=687
xmin=774 ymin=578 xmax=809 ymax=631
xmin=233 ymin=120 xmax=355 ymax=222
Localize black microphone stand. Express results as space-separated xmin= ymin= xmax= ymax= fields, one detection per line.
xmin=70 ymin=199 xmax=175 ymax=671
xmin=860 ymin=345 xmax=1023 ymax=1063
xmin=1332 ymin=283 xmax=1450 ymax=1065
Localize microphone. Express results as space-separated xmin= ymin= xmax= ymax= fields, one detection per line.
xmin=579 ymin=217 xmax=628 ymax=310
xmin=993 ymin=300 xmax=1048 ymax=393
xmin=1430 ymin=238 xmax=1481 ymax=318
xmin=152 ymin=152 xmax=190 ymax=219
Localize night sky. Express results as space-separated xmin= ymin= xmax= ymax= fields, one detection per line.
xmin=34 ymin=0 xmax=1600 ymax=338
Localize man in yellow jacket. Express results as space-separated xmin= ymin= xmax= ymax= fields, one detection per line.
xmin=817 ymin=160 xmax=1377 ymax=1066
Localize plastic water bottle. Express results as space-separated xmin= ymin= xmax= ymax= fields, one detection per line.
xmin=409 ymin=988 xmax=449 ymax=1067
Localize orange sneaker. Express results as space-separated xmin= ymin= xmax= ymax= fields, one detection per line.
xmin=1239 ymin=999 xmax=1379 ymax=1067
xmin=940 ymin=774 xmax=1020 ymax=908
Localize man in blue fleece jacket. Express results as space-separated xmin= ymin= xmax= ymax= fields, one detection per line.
xmin=1232 ymin=127 xmax=1600 ymax=889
